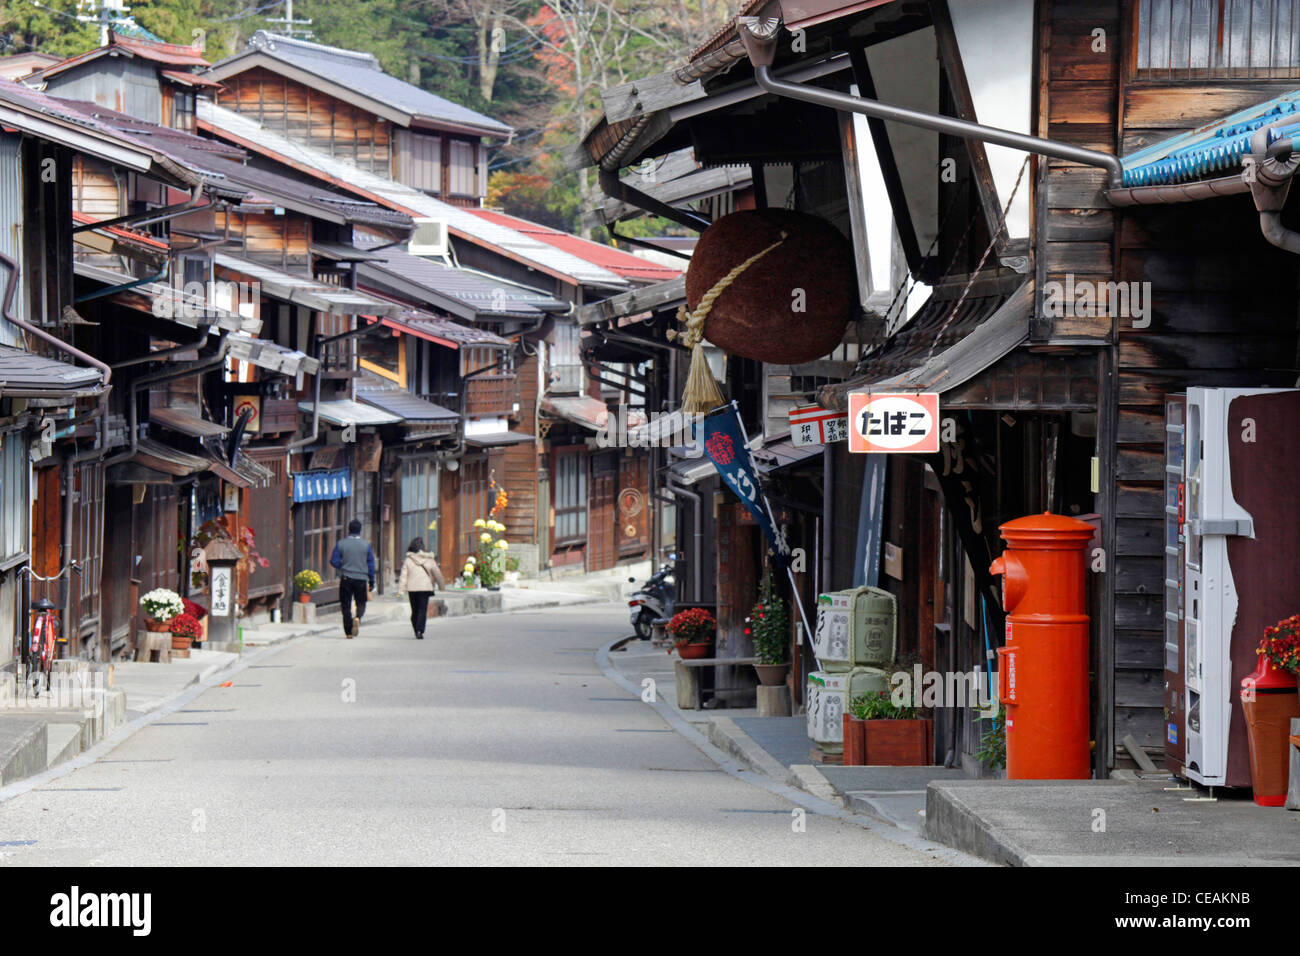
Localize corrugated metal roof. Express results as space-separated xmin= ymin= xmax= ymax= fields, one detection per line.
xmin=1122 ymin=88 xmax=1300 ymax=187
xmin=819 ymin=279 xmax=1032 ymax=411
xmin=299 ymin=399 xmax=402 ymax=427
xmin=0 ymin=344 xmax=104 ymax=394
xmin=197 ymin=99 xmax=629 ymax=290
xmin=213 ymin=32 xmax=512 ymax=137
xmin=469 ymin=209 xmax=682 ymax=283
xmin=149 ymin=407 xmax=227 ymax=437
xmin=73 ymin=260 xmax=259 ymax=334
xmin=214 ymin=253 xmax=403 ymax=317
xmin=0 ymin=79 xmax=204 ymax=188
xmin=377 ymin=310 xmax=512 ymax=348
xmin=60 ymin=107 xmax=407 ymax=229
xmin=355 ymin=376 xmax=458 ymax=423
xmin=464 ymin=430 xmax=533 ymax=446
xmin=354 ymin=235 xmax=567 ymax=321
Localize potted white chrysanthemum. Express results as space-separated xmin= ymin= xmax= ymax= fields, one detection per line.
xmin=140 ymin=588 xmax=184 ymax=632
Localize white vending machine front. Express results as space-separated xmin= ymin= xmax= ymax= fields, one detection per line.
xmin=1180 ymin=387 xmax=1295 ymax=787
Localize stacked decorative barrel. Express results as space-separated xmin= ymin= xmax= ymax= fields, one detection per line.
xmin=806 ymin=586 xmax=898 ymax=754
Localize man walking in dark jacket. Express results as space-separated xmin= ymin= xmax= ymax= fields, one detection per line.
xmin=330 ymin=519 xmax=375 ymax=638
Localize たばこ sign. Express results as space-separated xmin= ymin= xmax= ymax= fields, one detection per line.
xmin=847 ymin=392 xmax=940 ymax=454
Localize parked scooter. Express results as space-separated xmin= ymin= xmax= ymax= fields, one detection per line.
xmin=627 ymin=553 xmax=678 ymax=640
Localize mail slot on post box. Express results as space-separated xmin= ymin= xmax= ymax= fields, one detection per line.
xmin=989 ymin=513 xmax=1094 ymax=780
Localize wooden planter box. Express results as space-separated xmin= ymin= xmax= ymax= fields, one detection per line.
xmin=843 ymin=715 xmax=867 ymax=765
xmin=863 ymin=718 xmax=933 ymax=766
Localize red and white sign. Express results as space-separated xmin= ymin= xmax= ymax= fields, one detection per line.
xmin=788 ymin=405 xmax=848 ymax=446
xmin=847 ymin=392 xmax=940 ymax=454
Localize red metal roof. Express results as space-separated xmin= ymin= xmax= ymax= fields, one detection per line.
xmin=37 ymin=33 xmax=209 ymax=80
xmin=467 ymin=208 xmax=681 ymax=283
xmin=72 ymin=210 xmax=171 ymax=251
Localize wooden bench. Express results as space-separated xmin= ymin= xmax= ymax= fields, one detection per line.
xmin=134 ymin=630 xmax=170 ymax=664
xmin=674 ymin=656 xmax=757 ymax=710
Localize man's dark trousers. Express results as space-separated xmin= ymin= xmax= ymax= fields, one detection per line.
xmin=340 ymin=577 xmax=368 ymax=636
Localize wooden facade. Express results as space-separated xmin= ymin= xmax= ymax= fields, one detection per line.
xmin=218 ymin=67 xmax=393 ymax=175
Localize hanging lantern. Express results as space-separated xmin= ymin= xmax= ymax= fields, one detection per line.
xmin=671 ymin=209 xmax=856 ymax=412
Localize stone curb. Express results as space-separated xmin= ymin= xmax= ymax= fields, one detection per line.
xmin=595 ymin=636 xmax=989 ymax=867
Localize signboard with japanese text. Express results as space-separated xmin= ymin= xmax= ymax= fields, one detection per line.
xmin=702 ymin=406 xmax=790 ymax=568
xmin=210 ymin=565 xmax=233 ymax=617
xmin=788 ymin=405 xmax=849 ymax=446
xmin=847 ymin=392 xmax=940 ymax=454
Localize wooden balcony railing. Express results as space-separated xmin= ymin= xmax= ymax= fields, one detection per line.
xmin=465 ymin=374 xmax=520 ymax=417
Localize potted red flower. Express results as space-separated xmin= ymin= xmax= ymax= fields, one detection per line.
xmin=666 ymin=607 xmax=715 ymax=660
xmin=169 ymin=612 xmax=201 ymax=657
xmin=1240 ymin=615 xmax=1300 ymax=806
xmin=182 ymin=598 xmax=208 ymax=644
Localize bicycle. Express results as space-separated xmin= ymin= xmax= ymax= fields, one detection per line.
xmin=18 ymin=562 xmax=81 ymax=699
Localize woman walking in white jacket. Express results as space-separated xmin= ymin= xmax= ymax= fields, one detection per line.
xmin=396 ymin=537 xmax=446 ymax=639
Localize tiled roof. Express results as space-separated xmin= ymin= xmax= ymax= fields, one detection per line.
xmin=1122 ymin=88 xmax=1300 ymax=187
xmin=354 ymin=234 xmax=569 ymax=321
xmin=198 ymin=99 xmax=628 ymax=290
xmin=468 ymin=209 xmax=682 ymax=283
xmin=209 ymin=31 xmax=511 ymax=138
xmin=0 ymin=345 xmax=105 ymax=395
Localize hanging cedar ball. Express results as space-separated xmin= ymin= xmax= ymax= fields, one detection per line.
xmin=683 ymin=209 xmax=856 ymax=365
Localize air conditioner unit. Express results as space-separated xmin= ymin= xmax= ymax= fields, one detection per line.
xmin=408 ymin=218 xmax=450 ymax=257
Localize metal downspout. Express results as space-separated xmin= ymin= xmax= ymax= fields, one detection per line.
xmin=736 ymin=18 xmax=1125 ymax=189
xmin=1247 ymin=135 xmax=1300 ymax=253
xmin=664 ymin=473 xmax=702 ymax=601
xmin=102 ymin=336 xmax=231 ymax=469
xmin=0 ymin=253 xmax=114 ymax=465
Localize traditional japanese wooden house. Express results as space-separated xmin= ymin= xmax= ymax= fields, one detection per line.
xmin=196 ymin=34 xmax=665 ymax=577
xmin=578 ymin=0 xmax=1290 ymax=774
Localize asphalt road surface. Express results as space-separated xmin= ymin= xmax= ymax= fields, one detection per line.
xmin=0 ymin=604 xmax=945 ymax=866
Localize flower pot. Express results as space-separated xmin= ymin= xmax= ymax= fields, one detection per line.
xmin=144 ymin=618 xmax=170 ymax=632
xmin=676 ymin=640 xmax=712 ymax=660
xmin=171 ymin=633 xmax=193 ymax=653
xmin=863 ymin=718 xmax=933 ymax=766
xmin=298 ymin=593 xmax=312 ymax=604
xmin=754 ymin=663 xmax=790 ymax=687
xmin=842 ymin=715 xmax=867 ymax=765
xmin=1240 ymin=659 xmax=1300 ymax=807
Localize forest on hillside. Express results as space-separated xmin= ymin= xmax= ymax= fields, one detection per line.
xmin=0 ymin=0 xmax=730 ymax=236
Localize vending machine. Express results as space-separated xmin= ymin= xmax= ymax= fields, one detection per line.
xmin=1163 ymin=387 xmax=1300 ymax=788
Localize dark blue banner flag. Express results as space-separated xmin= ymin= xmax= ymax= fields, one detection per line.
xmin=702 ymin=406 xmax=789 ymax=568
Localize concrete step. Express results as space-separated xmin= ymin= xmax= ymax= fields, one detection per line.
xmin=45 ymin=722 xmax=83 ymax=769
xmin=0 ymin=716 xmax=47 ymax=786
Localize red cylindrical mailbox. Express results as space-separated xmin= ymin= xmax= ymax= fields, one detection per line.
xmin=989 ymin=513 xmax=1094 ymax=780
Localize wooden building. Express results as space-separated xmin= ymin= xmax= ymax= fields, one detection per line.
xmin=574 ymin=0 xmax=1300 ymax=776
xmin=197 ymin=35 xmax=671 ymax=578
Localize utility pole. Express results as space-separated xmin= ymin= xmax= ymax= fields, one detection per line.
xmin=76 ymin=0 xmax=130 ymax=47
xmin=265 ymin=0 xmax=314 ymax=39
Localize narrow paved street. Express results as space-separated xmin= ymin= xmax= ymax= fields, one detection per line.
xmin=0 ymin=606 xmax=942 ymax=866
